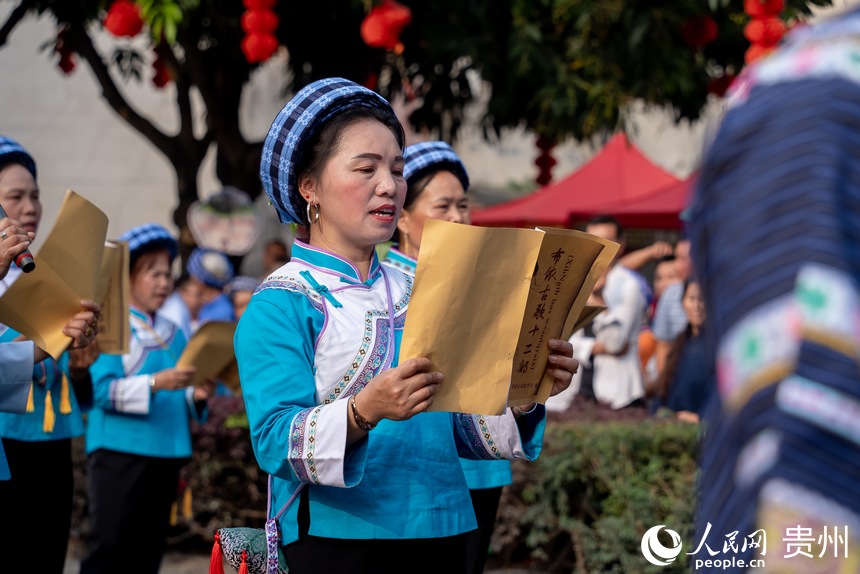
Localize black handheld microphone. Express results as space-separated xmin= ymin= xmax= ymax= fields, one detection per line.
xmin=0 ymin=203 xmax=36 ymax=273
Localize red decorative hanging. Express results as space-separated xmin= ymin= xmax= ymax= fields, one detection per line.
xmin=241 ymin=0 xmax=279 ymax=64
xmin=104 ymin=0 xmax=144 ymax=38
xmin=360 ymin=0 xmax=412 ymax=51
xmin=743 ymin=0 xmax=786 ymax=65
xmin=534 ymin=135 xmax=557 ymax=187
xmin=681 ymin=16 xmax=719 ymax=49
xmin=743 ymin=0 xmax=784 ymax=19
xmin=743 ymin=16 xmax=786 ymax=47
xmin=152 ymin=51 xmax=170 ymax=88
xmin=55 ymin=28 xmax=76 ymax=75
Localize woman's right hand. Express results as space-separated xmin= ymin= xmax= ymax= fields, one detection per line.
xmin=0 ymin=217 xmax=34 ymax=280
xmin=151 ymin=367 xmax=197 ymax=392
xmin=353 ymin=358 xmax=442 ymax=425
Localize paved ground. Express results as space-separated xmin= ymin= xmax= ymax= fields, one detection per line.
xmin=65 ymin=552 xmax=537 ymax=573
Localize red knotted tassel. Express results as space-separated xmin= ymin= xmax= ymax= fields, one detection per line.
xmin=208 ymin=531 xmax=224 ymax=574
xmin=238 ymin=549 xmax=249 ymax=574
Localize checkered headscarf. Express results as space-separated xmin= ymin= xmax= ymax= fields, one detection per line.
xmin=0 ymin=136 xmax=37 ymax=179
xmin=225 ymin=275 xmax=262 ymax=298
xmin=403 ymin=141 xmax=469 ymax=192
xmin=119 ymin=224 xmax=178 ymax=265
xmin=187 ymin=248 xmax=234 ymax=289
xmin=260 ymin=77 xmax=399 ymax=225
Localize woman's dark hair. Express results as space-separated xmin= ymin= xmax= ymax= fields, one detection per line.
xmin=655 ymin=279 xmax=701 ymax=399
xmin=130 ymin=246 xmax=170 ymax=276
xmin=391 ymin=165 xmax=453 ymax=245
xmin=294 ymin=107 xmax=405 ymax=227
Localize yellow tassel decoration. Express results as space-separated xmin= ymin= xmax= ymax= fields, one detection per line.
xmin=43 ymin=390 xmax=56 ymax=433
xmin=169 ymin=502 xmax=178 ymax=526
xmin=182 ymin=487 xmax=193 ymax=520
xmin=59 ymin=373 xmax=72 ymax=414
xmin=26 ymin=384 xmax=34 ymax=413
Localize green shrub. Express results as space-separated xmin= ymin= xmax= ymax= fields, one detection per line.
xmin=491 ymin=417 xmax=700 ymax=573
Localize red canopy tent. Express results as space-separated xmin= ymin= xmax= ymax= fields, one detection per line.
xmin=572 ymin=176 xmax=695 ymax=230
xmin=471 ymin=133 xmax=684 ymax=228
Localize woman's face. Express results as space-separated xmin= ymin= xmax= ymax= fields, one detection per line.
xmin=301 ymin=119 xmax=406 ymax=259
xmin=0 ymin=164 xmax=42 ymax=236
xmin=232 ymin=290 xmax=254 ymax=320
xmin=398 ymin=170 xmax=469 ymax=256
xmin=653 ymin=260 xmax=679 ymax=299
xmin=682 ymin=281 xmax=705 ymax=330
xmin=130 ymin=250 xmax=173 ymax=314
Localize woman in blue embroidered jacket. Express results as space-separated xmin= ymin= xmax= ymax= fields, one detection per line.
xmin=235 ymin=78 xmax=579 ymax=574
xmin=383 ymin=140 xmax=512 ymax=574
xmin=0 ymin=136 xmax=101 ymax=574
xmin=80 ymin=224 xmax=215 ymax=574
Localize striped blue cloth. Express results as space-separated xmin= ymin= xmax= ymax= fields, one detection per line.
xmin=0 ymin=136 xmax=36 ymax=179
xmin=690 ymin=9 xmax=860 ymax=572
xmin=187 ymin=248 xmax=234 ymax=289
xmin=260 ymin=78 xmax=400 ymax=225
xmin=403 ymin=141 xmax=469 ymax=191
xmin=119 ymin=223 xmax=178 ymax=263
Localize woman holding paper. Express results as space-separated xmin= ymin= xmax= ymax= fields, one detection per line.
xmin=80 ymin=224 xmax=215 ymax=574
xmin=383 ymin=141 xmax=509 ymax=574
xmin=235 ymin=78 xmax=578 ymax=573
xmin=0 ymin=136 xmax=102 ymax=573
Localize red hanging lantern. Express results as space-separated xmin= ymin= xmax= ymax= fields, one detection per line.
xmin=744 ymin=17 xmax=786 ymax=47
xmin=681 ymin=16 xmax=719 ymax=49
xmin=152 ymin=52 xmax=170 ymax=88
xmin=104 ymin=0 xmax=144 ymax=38
xmin=744 ymin=0 xmax=785 ymax=65
xmin=360 ymin=0 xmax=412 ymax=51
xmin=54 ymin=28 xmax=76 ymax=75
xmin=534 ymin=135 xmax=557 ymax=187
xmin=241 ymin=10 xmax=279 ymax=35
xmin=240 ymin=0 xmax=279 ymax=64
xmin=743 ymin=0 xmax=784 ymax=19
xmin=242 ymin=33 xmax=278 ymax=63
xmin=243 ymin=0 xmax=276 ymax=9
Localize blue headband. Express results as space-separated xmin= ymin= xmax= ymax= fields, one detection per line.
xmin=0 ymin=136 xmax=37 ymax=179
xmin=187 ymin=248 xmax=234 ymax=289
xmin=120 ymin=224 xmax=178 ymax=263
xmin=260 ymin=77 xmax=399 ymax=225
xmin=403 ymin=141 xmax=469 ymax=192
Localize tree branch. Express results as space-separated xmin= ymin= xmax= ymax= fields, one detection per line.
xmin=66 ymin=21 xmax=173 ymax=153
xmin=0 ymin=0 xmax=33 ymax=49
xmin=155 ymin=43 xmax=195 ymax=146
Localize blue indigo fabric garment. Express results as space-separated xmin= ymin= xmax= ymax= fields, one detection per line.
xmin=691 ymin=10 xmax=860 ymax=571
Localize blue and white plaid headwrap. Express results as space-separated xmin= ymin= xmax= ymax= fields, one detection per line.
xmin=403 ymin=141 xmax=469 ymax=192
xmin=120 ymin=223 xmax=178 ymax=263
xmin=260 ymin=77 xmax=399 ymax=225
xmin=187 ymin=248 xmax=234 ymax=289
xmin=0 ymin=136 xmax=36 ymax=179
xmin=225 ymin=275 xmax=262 ymax=298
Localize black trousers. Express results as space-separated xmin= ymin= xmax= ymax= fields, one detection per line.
xmin=464 ymin=486 xmax=504 ymax=574
xmin=79 ymin=449 xmax=184 ymax=574
xmin=284 ymin=488 xmax=468 ymax=574
xmin=0 ymin=438 xmax=73 ymax=574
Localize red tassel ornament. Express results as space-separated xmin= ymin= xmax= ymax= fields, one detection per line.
xmin=237 ymin=549 xmax=249 ymax=574
xmin=208 ymin=531 xmax=224 ymax=574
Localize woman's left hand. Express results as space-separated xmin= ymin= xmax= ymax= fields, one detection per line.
xmin=192 ymin=379 xmax=217 ymax=402
xmin=546 ymin=338 xmax=578 ymax=397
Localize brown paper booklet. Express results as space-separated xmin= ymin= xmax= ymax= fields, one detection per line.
xmin=93 ymin=241 xmax=130 ymax=354
xmin=176 ymin=321 xmax=239 ymax=389
xmin=399 ymin=220 xmax=618 ymax=415
xmin=0 ymin=191 xmax=109 ymax=359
